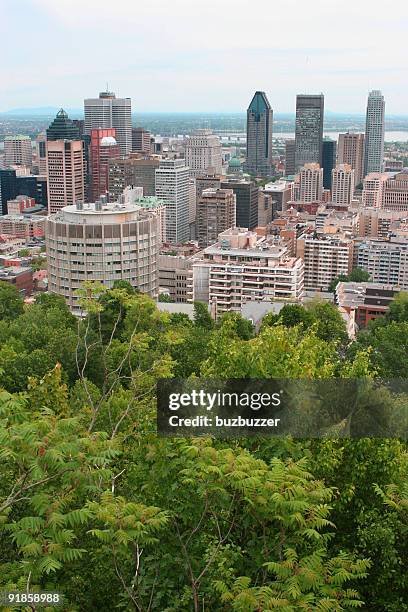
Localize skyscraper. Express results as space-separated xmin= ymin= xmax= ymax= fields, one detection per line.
xmin=243 ymin=91 xmax=273 ymax=176
xmin=337 ymin=132 xmax=365 ymax=187
xmin=184 ymin=129 xmax=223 ymax=178
xmin=46 ymin=109 xmax=80 ymax=141
xmin=36 ymin=134 xmax=47 ymax=175
xmin=155 ymin=159 xmax=190 ymax=243
xmin=363 ymin=90 xmax=385 ymax=177
xmin=132 ymin=127 xmax=152 ymax=154
xmin=0 ymin=170 xmax=17 ymax=215
xmin=221 ymin=179 xmax=259 ymax=229
xmin=46 ymin=140 xmax=85 ymax=214
xmin=285 ymin=139 xmax=296 ymax=176
xmin=295 ymin=94 xmax=324 ymax=170
xmin=196 ymin=188 xmax=236 ymax=247
xmin=4 ymin=135 xmax=33 ymax=169
xmin=84 ymin=90 xmax=132 ymax=156
xmin=322 ymin=139 xmax=336 ymax=190
xmin=331 ymin=164 xmax=355 ymax=205
xmin=89 ymin=128 xmax=120 ymax=201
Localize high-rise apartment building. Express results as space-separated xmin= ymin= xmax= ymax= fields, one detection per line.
xmin=243 ymin=91 xmax=273 ymax=176
xmin=108 ymin=155 xmax=160 ymax=200
xmin=322 ymin=139 xmax=336 ymax=190
xmin=132 ymin=127 xmax=152 ymax=154
xmin=46 ymin=140 xmax=85 ymax=214
xmin=363 ymin=90 xmax=385 ymax=177
xmin=158 ymin=254 xmax=194 ymax=303
xmin=355 ymin=237 xmax=408 ymax=289
xmin=192 ymin=228 xmax=304 ymax=317
xmin=337 ymin=132 xmax=365 ymax=187
xmin=196 ymin=188 xmax=236 ymax=247
xmin=285 ymin=139 xmax=296 ymax=176
xmin=296 ymin=233 xmax=353 ymax=291
xmin=155 ymin=159 xmax=190 ymax=243
xmin=4 ymin=135 xmax=32 ymax=169
xmin=184 ymin=129 xmax=223 ymax=178
xmin=221 ymin=179 xmax=259 ymax=229
xmin=295 ymin=94 xmax=324 ymax=170
xmin=46 ymin=198 xmax=159 ymax=312
xmin=84 ymin=90 xmax=132 ymax=155
xmin=331 ymin=164 xmax=355 ymax=205
xmin=357 ymin=209 xmax=408 ymax=238
xmin=362 ymin=173 xmax=388 ymax=208
xmin=298 ymin=164 xmax=323 ymax=203
xmin=89 ymin=128 xmax=120 ymax=201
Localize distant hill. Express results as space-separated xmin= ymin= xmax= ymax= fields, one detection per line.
xmin=0 ymin=107 xmax=83 ymax=118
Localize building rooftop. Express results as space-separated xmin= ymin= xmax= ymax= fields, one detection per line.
xmin=136 ymin=196 xmax=165 ymax=208
xmin=0 ymin=214 xmax=45 ymax=222
xmin=0 ymin=266 xmax=32 ymax=278
xmin=336 ymin=282 xmax=400 ymax=310
xmin=5 ymin=134 xmax=31 ymax=141
xmin=100 ymin=136 xmax=117 ymax=146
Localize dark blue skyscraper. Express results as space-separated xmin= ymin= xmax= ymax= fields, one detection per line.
xmin=322 ymin=139 xmax=336 ymax=190
xmin=0 ymin=170 xmax=18 ymax=215
xmin=46 ymin=109 xmax=80 ymax=141
xmin=244 ymin=91 xmax=273 ymax=177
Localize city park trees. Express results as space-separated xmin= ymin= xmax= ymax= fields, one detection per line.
xmin=0 ymin=281 xmax=407 ymax=610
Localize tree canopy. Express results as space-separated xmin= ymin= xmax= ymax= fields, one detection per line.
xmin=0 ymin=287 xmax=407 ymax=610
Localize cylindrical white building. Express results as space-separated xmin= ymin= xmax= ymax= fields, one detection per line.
xmin=46 ymin=198 xmax=159 ymax=312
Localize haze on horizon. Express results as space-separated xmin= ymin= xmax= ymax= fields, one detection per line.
xmin=2 ymin=0 xmax=408 ymax=115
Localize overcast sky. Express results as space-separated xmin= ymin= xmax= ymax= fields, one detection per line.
xmin=2 ymin=0 xmax=408 ymax=114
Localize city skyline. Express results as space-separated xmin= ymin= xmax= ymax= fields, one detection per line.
xmin=3 ymin=0 xmax=408 ymax=114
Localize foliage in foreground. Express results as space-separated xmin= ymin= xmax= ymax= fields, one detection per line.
xmin=0 ymin=281 xmax=407 ymax=610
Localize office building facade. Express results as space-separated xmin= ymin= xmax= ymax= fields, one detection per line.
xmin=4 ymin=135 xmax=32 ymax=169
xmin=243 ymin=91 xmax=273 ymax=176
xmin=322 ymin=139 xmax=336 ymax=190
xmin=221 ymin=179 xmax=258 ymax=229
xmin=84 ymin=90 xmax=132 ymax=155
xmin=89 ymin=128 xmax=120 ymax=201
xmin=132 ymin=127 xmax=152 ymax=154
xmin=337 ymin=132 xmax=365 ymax=187
xmin=184 ymin=129 xmax=223 ymax=178
xmin=295 ymin=94 xmax=324 ymax=170
xmin=108 ymin=155 xmax=160 ymax=200
xmin=196 ymin=188 xmax=236 ymax=247
xmin=155 ymin=159 xmax=190 ymax=243
xmin=285 ymin=139 xmax=296 ymax=176
xmin=46 ymin=140 xmax=85 ymax=214
xmin=363 ymin=90 xmax=385 ymax=176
